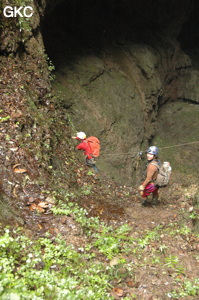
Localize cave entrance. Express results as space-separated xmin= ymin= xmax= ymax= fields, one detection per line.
xmin=178 ymin=0 xmax=199 ymax=70
xmin=42 ymin=0 xmax=129 ymax=68
xmin=41 ymin=0 xmax=176 ymax=69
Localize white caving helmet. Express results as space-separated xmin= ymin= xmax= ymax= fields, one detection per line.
xmin=77 ymin=132 xmax=86 ymax=140
xmin=147 ymin=146 xmax=159 ymax=156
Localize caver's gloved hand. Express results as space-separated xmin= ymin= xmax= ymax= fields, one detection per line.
xmin=138 ymin=185 xmax=144 ymax=191
xmin=138 ymin=185 xmax=144 ymax=196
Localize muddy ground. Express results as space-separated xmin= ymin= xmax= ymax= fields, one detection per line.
xmin=18 ymin=168 xmax=199 ymax=300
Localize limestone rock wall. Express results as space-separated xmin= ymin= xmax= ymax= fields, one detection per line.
xmin=52 ymin=36 xmax=197 ymax=183
xmin=0 ymin=0 xmax=50 ymax=100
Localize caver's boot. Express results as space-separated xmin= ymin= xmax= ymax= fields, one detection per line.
xmin=142 ymin=197 xmax=149 ymax=206
xmin=152 ymin=194 xmax=159 ymax=205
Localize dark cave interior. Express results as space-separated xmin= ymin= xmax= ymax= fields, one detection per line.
xmin=42 ymin=0 xmax=199 ymax=69
xmin=178 ymin=0 xmax=199 ymax=50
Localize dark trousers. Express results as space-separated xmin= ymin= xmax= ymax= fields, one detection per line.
xmin=86 ymin=158 xmax=99 ymax=173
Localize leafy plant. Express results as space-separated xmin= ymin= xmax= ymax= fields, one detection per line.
xmin=0 ymin=228 xmax=114 ymax=300
xmin=15 ymin=0 xmax=33 ymax=32
xmin=168 ymin=278 xmax=199 ymax=298
xmin=81 ymin=184 xmax=93 ymax=195
xmin=164 ymin=255 xmax=179 ymax=269
xmin=137 ymin=226 xmax=161 ymax=249
xmin=44 ymin=53 xmax=55 ymax=81
xmin=158 ymin=243 xmax=169 ymax=254
xmin=0 ymin=115 xmax=10 ymax=123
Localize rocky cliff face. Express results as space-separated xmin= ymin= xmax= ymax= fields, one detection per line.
xmin=0 ymin=0 xmax=50 ymax=101
xmin=1 ymin=0 xmax=199 ymax=188
xmin=42 ymin=0 xmax=199 ymax=183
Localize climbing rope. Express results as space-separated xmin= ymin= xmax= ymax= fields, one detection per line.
xmin=158 ymin=141 xmax=199 ymax=150
xmin=99 ymin=140 xmax=199 ymax=157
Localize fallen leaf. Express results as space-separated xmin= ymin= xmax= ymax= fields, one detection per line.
xmin=38 ymin=202 xmax=49 ymax=208
xmin=29 ymin=203 xmax=37 ymax=211
xmin=126 ymin=280 xmax=134 ymax=287
xmin=12 ymin=163 xmax=21 ymax=169
xmin=36 ymin=206 xmax=45 ymax=212
xmin=99 ymin=208 xmax=104 ymax=214
xmin=110 ymin=257 xmax=119 ymax=267
xmin=10 ymin=147 xmax=18 ymax=152
xmin=13 ymin=168 xmax=27 ymax=174
xmin=134 ymin=281 xmax=141 ymax=288
xmin=111 ymin=288 xmax=124 ymax=298
xmin=29 ymin=203 xmax=45 ymax=213
xmin=45 ymin=196 xmax=57 ymax=204
xmin=38 ymin=224 xmax=43 ymax=230
xmin=12 ymin=185 xmax=19 ymax=197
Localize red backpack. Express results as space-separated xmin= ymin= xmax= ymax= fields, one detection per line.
xmin=86 ymin=136 xmax=100 ymax=158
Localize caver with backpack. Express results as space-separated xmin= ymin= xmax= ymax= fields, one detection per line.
xmin=72 ymin=132 xmax=100 ymax=173
xmin=138 ymin=146 xmax=172 ymax=206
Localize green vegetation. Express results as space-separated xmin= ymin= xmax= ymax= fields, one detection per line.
xmin=0 ymin=110 xmax=11 ymax=123
xmin=0 ymin=228 xmax=113 ymax=300
xmin=44 ymin=54 xmax=56 ymax=81
xmin=168 ymin=278 xmax=199 ymax=298
xmin=0 ymin=116 xmax=10 ymax=123
xmin=1 ymin=194 xmax=198 ymax=299
xmin=15 ymin=0 xmax=34 ymax=32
